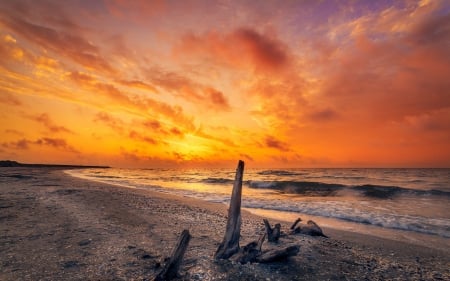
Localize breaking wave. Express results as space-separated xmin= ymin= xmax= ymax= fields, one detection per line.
xmin=247 ymin=180 xmax=450 ymax=199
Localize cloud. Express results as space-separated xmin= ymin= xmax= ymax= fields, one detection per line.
xmin=2 ymin=137 xmax=79 ymax=153
xmin=0 ymin=10 xmax=114 ymax=74
xmin=36 ymin=137 xmax=79 ymax=153
xmin=316 ymin=6 xmax=450 ymax=124
xmin=30 ymin=113 xmax=73 ymax=134
xmin=307 ymin=108 xmax=340 ymax=122
xmin=2 ymin=139 xmax=30 ymax=150
xmin=128 ymin=130 xmax=157 ymax=145
xmin=142 ymin=119 xmax=162 ymax=130
xmin=94 ymin=112 xmax=125 ymax=133
xmin=264 ymin=136 xmax=290 ymax=152
xmin=146 ymin=67 xmax=231 ymax=111
xmin=141 ymin=119 xmax=185 ymax=138
xmin=68 ymin=72 xmax=196 ymax=129
xmin=68 ymin=71 xmax=96 ymax=85
xmin=4 ymin=129 xmax=23 ymax=136
xmin=233 ymin=28 xmax=288 ymax=71
xmin=105 ymin=0 xmax=166 ymax=22
xmin=174 ymin=27 xmax=290 ymax=73
xmin=170 ymin=127 xmax=183 ymax=137
xmin=117 ymin=79 xmax=158 ymax=93
xmin=0 ymin=93 xmax=21 ymax=106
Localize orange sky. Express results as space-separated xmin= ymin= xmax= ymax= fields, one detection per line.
xmin=0 ymin=0 xmax=449 ymax=168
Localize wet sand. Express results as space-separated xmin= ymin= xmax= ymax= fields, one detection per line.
xmin=1 ymin=167 xmax=449 ymax=280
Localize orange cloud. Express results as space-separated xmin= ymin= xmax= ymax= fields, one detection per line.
xmin=0 ymin=93 xmax=21 ymax=106
xmin=94 ymin=112 xmax=125 ymax=134
xmin=117 ymin=79 xmax=158 ymax=93
xmin=146 ymin=67 xmax=231 ymax=111
xmin=128 ymin=130 xmax=157 ymax=145
xmin=30 ymin=113 xmax=73 ymax=134
xmin=2 ymin=137 xmax=79 ymax=153
xmin=68 ymin=71 xmax=196 ymax=129
xmin=264 ymin=136 xmax=290 ymax=152
xmin=0 ymin=14 xmax=114 ymax=74
xmin=105 ymin=0 xmax=166 ymax=21
xmin=174 ymin=27 xmax=290 ymax=73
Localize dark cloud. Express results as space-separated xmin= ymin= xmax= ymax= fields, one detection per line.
xmin=31 ymin=113 xmax=73 ymax=134
xmin=2 ymin=137 xmax=78 ymax=153
xmin=2 ymin=139 xmax=30 ymax=150
xmin=141 ymin=120 xmax=184 ymax=138
xmin=409 ymin=12 xmax=450 ymax=46
xmin=170 ymin=127 xmax=183 ymax=137
xmin=240 ymin=153 xmax=254 ymax=161
xmin=308 ymin=108 xmax=340 ymax=122
xmin=94 ymin=112 xmax=125 ymax=133
xmin=146 ymin=67 xmax=231 ymax=111
xmin=142 ymin=120 xmax=162 ymax=130
xmin=205 ymin=88 xmax=230 ymax=110
xmin=128 ymin=130 xmax=157 ymax=145
xmin=175 ymin=27 xmax=290 ymax=73
xmin=234 ymin=28 xmax=288 ymax=71
xmin=265 ymin=136 xmax=290 ymax=152
xmin=0 ymin=93 xmax=22 ymax=106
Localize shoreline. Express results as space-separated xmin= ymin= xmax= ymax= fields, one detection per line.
xmin=66 ymin=168 xmax=450 ymax=253
xmin=1 ymin=167 xmax=449 ymax=280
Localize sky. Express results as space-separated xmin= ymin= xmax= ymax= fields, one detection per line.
xmin=0 ymin=0 xmax=449 ymax=168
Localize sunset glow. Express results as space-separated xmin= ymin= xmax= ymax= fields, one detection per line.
xmin=1 ymin=0 xmax=449 ymax=168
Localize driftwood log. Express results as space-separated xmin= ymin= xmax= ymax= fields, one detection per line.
xmin=232 ymin=233 xmax=266 ymax=264
xmin=263 ymin=219 xmax=281 ymax=242
xmin=256 ymin=245 xmax=300 ymax=263
xmin=291 ymin=218 xmax=328 ymax=238
xmin=154 ymin=229 xmax=191 ymax=281
xmin=232 ymin=233 xmax=299 ymax=264
xmin=214 ymin=160 xmax=245 ymax=260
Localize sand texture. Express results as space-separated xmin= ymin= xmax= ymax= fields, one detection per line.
xmin=1 ymin=168 xmax=449 ymax=280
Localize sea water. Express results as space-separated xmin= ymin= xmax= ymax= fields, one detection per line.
xmin=67 ymin=168 xmax=450 ymax=247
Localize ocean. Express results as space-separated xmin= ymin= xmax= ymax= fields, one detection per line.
xmin=67 ymin=167 xmax=450 ymax=246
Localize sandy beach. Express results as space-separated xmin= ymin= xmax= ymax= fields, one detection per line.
xmin=1 ymin=167 xmax=449 ymax=280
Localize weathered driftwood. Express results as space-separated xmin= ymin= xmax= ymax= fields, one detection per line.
xmin=232 ymin=233 xmax=266 ymax=264
xmin=263 ymin=219 xmax=281 ymax=242
xmin=233 ymin=233 xmax=298 ymax=264
xmin=215 ymin=160 xmax=301 ymax=263
xmin=256 ymin=245 xmax=300 ymax=263
xmin=290 ymin=218 xmax=302 ymax=230
xmin=292 ymin=220 xmax=328 ymax=238
xmin=214 ymin=160 xmax=245 ymax=260
xmin=154 ymin=229 xmax=191 ymax=281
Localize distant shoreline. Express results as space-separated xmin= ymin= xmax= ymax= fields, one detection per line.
xmin=0 ymin=160 xmax=110 ymax=169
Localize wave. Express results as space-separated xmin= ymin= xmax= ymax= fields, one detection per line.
xmin=242 ymin=200 xmax=450 ymax=238
xmin=90 ymin=175 xmax=122 ymax=179
xmin=200 ymin=177 xmax=234 ymax=184
xmin=257 ymin=170 xmax=304 ymax=176
xmin=248 ymin=180 xmax=344 ymax=196
xmin=247 ymin=180 xmax=450 ymax=199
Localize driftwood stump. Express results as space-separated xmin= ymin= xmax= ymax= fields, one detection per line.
xmin=292 ymin=218 xmax=328 ymax=238
xmin=263 ymin=219 xmax=281 ymax=242
xmin=214 ymin=160 xmax=245 ymax=260
xmin=232 ymin=233 xmax=266 ymax=264
xmin=154 ymin=229 xmax=191 ymax=281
